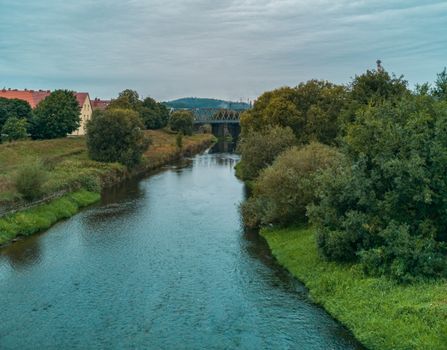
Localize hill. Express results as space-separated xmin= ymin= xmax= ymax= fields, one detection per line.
xmin=164 ymin=97 xmax=250 ymax=110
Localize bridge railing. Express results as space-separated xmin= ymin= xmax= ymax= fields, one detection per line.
xmin=187 ymin=108 xmax=243 ymax=124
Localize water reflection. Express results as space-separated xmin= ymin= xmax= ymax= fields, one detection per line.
xmin=1 ymin=235 xmax=42 ymax=270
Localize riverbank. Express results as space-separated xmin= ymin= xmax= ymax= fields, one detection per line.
xmin=0 ymin=130 xmax=215 ymax=244
xmin=261 ymin=226 xmax=447 ymax=350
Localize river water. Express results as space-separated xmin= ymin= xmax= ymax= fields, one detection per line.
xmin=0 ymin=146 xmax=363 ymax=349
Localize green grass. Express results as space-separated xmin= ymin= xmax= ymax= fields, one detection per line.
xmin=0 ymin=131 xmax=214 ymax=205
xmin=0 ymin=190 xmax=100 ymax=245
xmin=261 ymin=226 xmax=447 ymax=350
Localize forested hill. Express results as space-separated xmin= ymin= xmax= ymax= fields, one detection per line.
xmin=163 ymin=97 xmax=250 ymax=110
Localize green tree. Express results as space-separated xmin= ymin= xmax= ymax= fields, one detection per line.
xmin=431 ymin=68 xmax=447 ymax=100
xmin=140 ymin=97 xmax=170 ymax=129
xmin=0 ymin=98 xmax=33 ymax=130
xmin=169 ymin=110 xmax=194 ymax=135
xmin=240 ymin=81 xmax=347 ymax=144
xmin=30 ymin=90 xmax=80 ymax=139
xmin=237 ymin=126 xmax=296 ymax=180
xmin=107 ymin=89 xmax=142 ymax=111
xmin=86 ymin=108 xmax=149 ymax=168
xmin=1 ymin=117 xmax=28 ymax=141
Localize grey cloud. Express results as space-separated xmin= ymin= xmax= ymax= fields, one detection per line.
xmin=1 ymin=0 xmax=446 ymax=100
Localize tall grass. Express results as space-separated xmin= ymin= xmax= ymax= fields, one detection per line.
xmin=261 ymin=226 xmax=447 ymax=350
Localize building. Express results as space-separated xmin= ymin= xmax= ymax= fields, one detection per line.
xmin=91 ymin=98 xmax=110 ymax=111
xmin=0 ymin=88 xmax=93 ymax=136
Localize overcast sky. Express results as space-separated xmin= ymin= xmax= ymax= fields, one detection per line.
xmin=1 ymin=0 xmax=446 ymax=101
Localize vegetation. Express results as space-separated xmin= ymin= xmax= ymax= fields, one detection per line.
xmin=169 ymin=110 xmax=194 ymax=135
xmin=0 ymin=97 xmax=33 ymax=132
xmin=262 ymin=226 xmax=447 ymax=350
xmin=1 ymin=116 xmax=28 ymax=141
xmin=15 ymin=161 xmax=47 ymax=201
xmin=0 ymin=190 xmax=100 ymax=245
xmin=309 ymin=95 xmax=447 ymax=282
xmin=241 ymin=143 xmax=342 ymax=228
xmin=240 ymin=80 xmax=347 ymax=144
xmin=237 ymin=64 xmax=447 ymax=348
xmin=107 ymin=89 xmax=170 ymax=130
xmin=236 ymin=126 xmax=295 ymax=180
xmin=140 ymin=97 xmax=170 ymax=129
xmin=30 ymin=90 xmax=80 ymax=139
xmin=86 ymin=108 xmax=150 ymax=168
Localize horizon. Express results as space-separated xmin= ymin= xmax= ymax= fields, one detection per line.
xmin=1 ymin=1 xmax=446 ymax=101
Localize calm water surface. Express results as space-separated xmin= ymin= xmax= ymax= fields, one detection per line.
xmin=0 ymin=146 xmax=363 ymax=349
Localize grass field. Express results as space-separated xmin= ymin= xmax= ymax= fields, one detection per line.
xmin=0 ymin=130 xmax=214 ymax=203
xmin=261 ymin=226 xmax=447 ymax=350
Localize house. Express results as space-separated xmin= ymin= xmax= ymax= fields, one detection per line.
xmin=0 ymin=88 xmax=93 ymax=136
xmin=91 ymin=98 xmax=110 ymax=111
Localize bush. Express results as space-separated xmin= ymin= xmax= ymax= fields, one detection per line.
xmin=241 ymin=143 xmax=343 ymax=228
xmin=86 ymin=108 xmax=150 ymax=168
xmin=236 ymin=126 xmax=295 ymax=180
xmin=15 ymin=161 xmax=48 ymax=201
xmin=77 ymin=174 xmax=101 ymax=193
xmin=169 ymin=110 xmax=194 ymax=135
xmin=309 ymin=96 xmax=447 ymax=281
xmin=1 ymin=117 xmax=28 ymax=141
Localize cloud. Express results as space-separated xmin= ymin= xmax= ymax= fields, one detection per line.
xmin=1 ymin=0 xmax=446 ymax=100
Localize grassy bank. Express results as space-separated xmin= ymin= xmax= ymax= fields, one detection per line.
xmin=0 ymin=130 xmax=214 ymax=244
xmin=0 ymin=130 xmax=214 ymax=204
xmin=261 ymin=226 xmax=447 ymax=350
xmin=0 ymin=190 xmax=100 ymax=244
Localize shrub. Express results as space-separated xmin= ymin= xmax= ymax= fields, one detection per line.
xmin=236 ymin=126 xmax=295 ymax=180
xmin=309 ymin=95 xmax=447 ymax=281
xmin=1 ymin=117 xmax=28 ymax=141
xmin=77 ymin=174 xmax=101 ymax=193
xmin=169 ymin=110 xmax=194 ymax=135
xmin=86 ymin=108 xmax=150 ymax=168
xmin=15 ymin=161 xmax=48 ymax=201
xmin=241 ymin=143 xmax=343 ymax=228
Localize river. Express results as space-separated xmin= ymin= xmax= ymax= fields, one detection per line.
xmin=0 ymin=145 xmax=363 ymax=349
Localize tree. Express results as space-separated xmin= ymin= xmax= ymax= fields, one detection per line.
xmin=236 ymin=126 xmax=296 ymax=180
xmin=86 ymin=108 xmax=149 ymax=168
xmin=1 ymin=117 xmax=28 ymax=141
xmin=240 ymin=81 xmax=347 ymax=145
xmin=140 ymin=97 xmax=170 ymax=129
xmin=107 ymin=89 xmax=142 ymax=111
xmin=169 ymin=110 xmax=194 ymax=135
xmin=432 ymin=68 xmax=447 ymax=100
xmin=0 ymin=98 xmax=33 ymax=131
xmin=30 ymin=90 xmax=80 ymax=139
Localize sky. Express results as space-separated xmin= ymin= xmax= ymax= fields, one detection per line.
xmin=1 ymin=0 xmax=446 ymax=101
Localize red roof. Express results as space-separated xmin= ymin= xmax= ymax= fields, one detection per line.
xmin=91 ymin=98 xmax=110 ymax=110
xmin=0 ymin=89 xmax=89 ymax=108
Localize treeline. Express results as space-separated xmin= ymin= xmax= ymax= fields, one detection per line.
xmin=0 ymin=90 xmax=81 ymax=141
xmin=239 ymin=64 xmax=447 ymax=283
